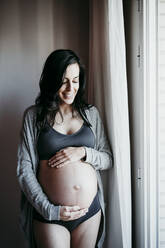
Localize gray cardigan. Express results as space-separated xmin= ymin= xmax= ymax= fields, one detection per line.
xmin=17 ymin=105 xmax=113 ymax=248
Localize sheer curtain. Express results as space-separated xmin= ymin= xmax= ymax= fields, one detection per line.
xmin=0 ymin=0 xmax=131 ymax=246
xmin=88 ymin=0 xmax=132 ymax=247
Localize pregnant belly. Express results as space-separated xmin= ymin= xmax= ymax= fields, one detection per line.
xmin=37 ymin=160 xmax=98 ymax=208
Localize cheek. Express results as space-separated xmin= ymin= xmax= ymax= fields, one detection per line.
xmin=75 ymin=84 xmax=80 ymax=91
xmin=59 ymin=86 xmax=66 ymax=93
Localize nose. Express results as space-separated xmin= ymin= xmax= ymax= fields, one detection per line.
xmin=66 ymin=81 xmax=73 ymax=91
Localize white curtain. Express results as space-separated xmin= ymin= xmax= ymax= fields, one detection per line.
xmin=88 ymin=0 xmax=132 ymax=247
xmin=0 ymin=0 xmax=131 ymax=247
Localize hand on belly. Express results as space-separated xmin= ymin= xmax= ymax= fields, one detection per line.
xmin=48 ymin=146 xmax=86 ymax=168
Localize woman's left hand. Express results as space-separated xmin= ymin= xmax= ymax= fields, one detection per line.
xmin=48 ymin=147 xmax=86 ymax=168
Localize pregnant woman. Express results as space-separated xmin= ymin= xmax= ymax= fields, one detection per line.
xmin=17 ymin=49 xmax=113 ymax=248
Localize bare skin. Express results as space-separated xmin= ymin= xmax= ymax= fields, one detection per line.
xmin=38 ymin=159 xmax=98 ymax=207
xmin=37 ymin=118 xmax=98 ymax=219
xmin=33 ymin=210 xmax=101 ymax=248
xmin=33 ymin=63 xmax=101 ymax=247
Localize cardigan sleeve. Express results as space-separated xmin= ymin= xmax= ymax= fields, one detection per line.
xmin=17 ymin=108 xmax=61 ymax=221
xmin=83 ymin=107 xmax=113 ymax=170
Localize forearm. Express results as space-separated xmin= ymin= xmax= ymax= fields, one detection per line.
xmin=83 ymin=146 xmax=113 ymax=170
xmin=17 ymin=145 xmax=61 ymax=221
xmin=79 ymin=146 xmax=86 ymax=161
xmin=79 ymin=142 xmax=113 ymax=170
xmin=17 ymin=108 xmax=61 ymax=220
xmin=84 ymin=106 xmax=113 ymax=170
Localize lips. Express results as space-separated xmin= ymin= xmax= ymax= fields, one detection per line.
xmin=64 ymin=93 xmax=73 ymax=98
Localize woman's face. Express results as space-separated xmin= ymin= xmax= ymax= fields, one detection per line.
xmin=58 ymin=63 xmax=80 ymax=106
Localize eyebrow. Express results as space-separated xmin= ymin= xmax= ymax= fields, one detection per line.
xmin=63 ymin=76 xmax=79 ymax=79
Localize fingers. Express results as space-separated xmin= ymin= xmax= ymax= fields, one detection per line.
xmin=48 ymin=147 xmax=80 ymax=168
xmin=64 ymin=206 xmax=80 ymax=211
xmin=48 ymin=157 xmax=69 ymax=168
xmin=62 ymin=210 xmax=88 ymax=221
xmin=60 ymin=206 xmax=89 ymax=221
xmin=70 ymin=208 xmax=88 ymax=220
xmin=48 ymin=149 xmax=71 ymax=168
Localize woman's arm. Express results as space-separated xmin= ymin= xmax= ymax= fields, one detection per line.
xmin=82 ymin=107 xmax=113 ymax=170
xmin=17 ymin=108 xmax=61 ymax=221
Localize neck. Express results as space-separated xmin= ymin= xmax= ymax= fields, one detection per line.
xmin=59 ymin=104 xmax=73 ymax=116
xmin=55 ymin=104 xmax=79 ymax=125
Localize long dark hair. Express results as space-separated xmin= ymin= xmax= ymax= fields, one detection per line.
xmin=35 ymin=49 xmax=93 ymax=130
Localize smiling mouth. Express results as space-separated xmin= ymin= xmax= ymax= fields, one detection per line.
xmin=64 ymin=94 xmax=73 ymax=98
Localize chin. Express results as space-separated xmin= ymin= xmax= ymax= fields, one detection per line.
xmin=61 ymin=98 xmax=74 ymax=105
xmin=61 ymin=95 xmax=76 ymax=104
xmin=64 ymin=100 xmax=73 ymax=105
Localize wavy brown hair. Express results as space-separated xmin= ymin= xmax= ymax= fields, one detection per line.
xmin=35 ymin=49 xmax=93 ymax=130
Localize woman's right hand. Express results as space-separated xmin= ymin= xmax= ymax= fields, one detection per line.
xmin=60 ymin=205 xmax=88 ymax=221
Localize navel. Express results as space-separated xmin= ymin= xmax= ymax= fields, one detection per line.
xmin=73 ymin=185 xmax=81 ymax=190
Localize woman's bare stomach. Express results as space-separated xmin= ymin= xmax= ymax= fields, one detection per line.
xmin=37 ymin=160 xmax=98 ymax=208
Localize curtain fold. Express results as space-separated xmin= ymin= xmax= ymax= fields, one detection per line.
xmin=0 ymin=0 xmax=131 ymax=246
xmin=88 ymin=0 xmax=132 ymax=247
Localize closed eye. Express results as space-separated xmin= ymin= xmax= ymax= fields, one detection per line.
xmin=62 ymin=80 xmax=79 ymax=84
xmin=62 ymin=76 xmax=79 ymax=84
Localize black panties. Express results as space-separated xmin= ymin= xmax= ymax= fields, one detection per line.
xmin=33 ymin=192 xmax=101 ymax=232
